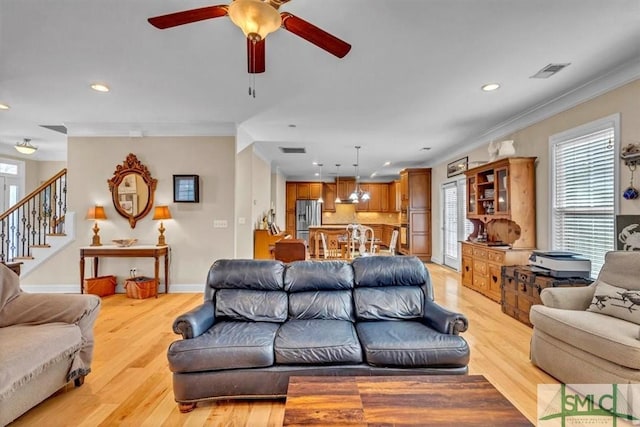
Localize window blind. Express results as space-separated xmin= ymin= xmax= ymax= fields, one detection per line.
xmin=551 ymin=127 xmax=615 ymax=277
xmin=444 ymin=184 xmax=458 ymax=258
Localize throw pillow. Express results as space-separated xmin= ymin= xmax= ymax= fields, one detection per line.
xmin=586 ymin=281 xmax=640 ymax=325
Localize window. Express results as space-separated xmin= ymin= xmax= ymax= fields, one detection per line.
xmin=550 ymin=115 xmax=618 ymax=277
xmin=0 ymin=162 xmax=18 ymax=175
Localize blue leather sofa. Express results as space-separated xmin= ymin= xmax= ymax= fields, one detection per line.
xmin=167 ymin=256 xmax=470 ymax=412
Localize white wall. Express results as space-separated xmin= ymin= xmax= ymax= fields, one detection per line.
xmin=21 ymin=136 xmax=236 ymax=288
xmin=234 ymin=144 xmax=272 ymax=259
xmin=271 ymin=169 xmax=286 ymax=230
xmin=431 ymin=79 xmax=640 ymax=264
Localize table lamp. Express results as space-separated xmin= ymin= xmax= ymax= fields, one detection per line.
xmin=152 ymin=205 xmax=172 ymax=246
xmin=86 ymin=206 xmax=107 ymax=246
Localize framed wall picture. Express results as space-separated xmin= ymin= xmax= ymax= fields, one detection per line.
xmin=616 ymin=215 xmax=640 ymax=251
xmin=447 ymin=156 xmax=469 ymax=178
xmin=173 ymin=175 xmax=199 ymax=203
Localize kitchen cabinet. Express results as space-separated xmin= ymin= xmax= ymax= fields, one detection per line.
xmin=465 ymin=157 xmax=536 ymax=249
xmin=367 ymin=184 xmax=386 ymax=212
xmin=286 ymin=183 xmax=297 ymax=211
xmin=388 ymin=181 xmax=400 ymax=212
xmin=296 ymin=183 xmax=310 ymax=199
xmin=323 ymin=183 xmax=336 ymax=211
xmin=355 ymin=184 xmax=369 ymax=211
xmin=378 ymin=184 xmax=389 ymax=212
xmin=337 ymin=179 xmax=355 ymax=202
xmin=398 ymin=168 xmax=431 ymax=261
xmin=310 ymin=183 xmax=322 ymax=200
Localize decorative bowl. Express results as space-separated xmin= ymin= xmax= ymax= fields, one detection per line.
xmin=112 ymin=239 xmax=138 ymax=247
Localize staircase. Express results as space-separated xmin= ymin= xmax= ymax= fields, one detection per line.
xmin=0 ymin=169 xmax=75 ymax=277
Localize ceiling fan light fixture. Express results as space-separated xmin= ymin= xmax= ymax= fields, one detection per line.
xmin=15 ymin=138 xmax=37 ymax=155
xmin=228 ymin=0 xmax=282 ymax=41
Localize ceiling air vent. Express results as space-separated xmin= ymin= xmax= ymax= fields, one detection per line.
xmin=530 ymin=63 xmax=571 ymax=79
xmin=40 ymin=124 xmax=68 ymax=134
xmin=279 ymin=147 xmax=306 ymax=154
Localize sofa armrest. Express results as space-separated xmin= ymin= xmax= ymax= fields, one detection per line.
xmin=172 ymin=303 xmax=215 ymax=339
xmin=540 ymin=284 xmax=596 ymax=310
xmin=422 ymin=299 xmax=468 ymax=335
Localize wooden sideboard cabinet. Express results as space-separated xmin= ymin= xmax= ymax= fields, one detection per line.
xmin=465 ymin=157 xmax=536 ymax=249
xmin=461 ymin=241 xmax=531 ymax=303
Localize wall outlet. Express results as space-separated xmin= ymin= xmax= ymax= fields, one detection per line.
xmin=214 ymin=220 xmax=228 ymax=228
xmin=238 ymin=217 xmax=246 ymax=225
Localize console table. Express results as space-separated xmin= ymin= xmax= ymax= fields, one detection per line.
xmin=79 ymin=245 xmax=169 ymax=294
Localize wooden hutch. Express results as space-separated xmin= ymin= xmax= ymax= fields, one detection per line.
xmin=461 ymin=157 xmax=536 ymax=302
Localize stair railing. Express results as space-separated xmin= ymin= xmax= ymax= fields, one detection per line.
xmin=0 ymin=169 xmax=67 ymax=262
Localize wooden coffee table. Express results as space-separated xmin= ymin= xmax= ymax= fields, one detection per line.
xmin=283 ymin=375 xmax=532 ymax=426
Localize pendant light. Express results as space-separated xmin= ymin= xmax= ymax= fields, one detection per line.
xmin=317 ymin=163 xmax=324 ymax=204
xmin=348 ymin=146 xmax=369 ymax=202
xmin=335 ymin=164 xmax=341 ymax=203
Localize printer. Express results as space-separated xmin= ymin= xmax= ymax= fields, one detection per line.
xmin=528 ymin=251 xmax=591 ymax=278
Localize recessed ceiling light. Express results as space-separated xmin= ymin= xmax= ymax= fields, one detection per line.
xmin=314 ymin=172 xmax=319 ymax=176
xmin=481 ymin=83 xmax=500 ymax=92
xmin=90 ymin=83 xmax=110 ymax=93
xmin=312 ymin=161 xmax=318 ymax=166
xmin=0 ymin=103 xmax=9 ymax=110
xmin=383 ymin=161 xmax=391 ymax=166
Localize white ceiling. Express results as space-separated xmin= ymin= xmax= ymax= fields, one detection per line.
xmin=0 ymin=1 xmax=639 ymax=180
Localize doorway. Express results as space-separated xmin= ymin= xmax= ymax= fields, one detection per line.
xmin=442 ymin=179 xmax=472 ymax=270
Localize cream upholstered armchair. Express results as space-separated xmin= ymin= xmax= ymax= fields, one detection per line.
xmin=530 ymin=251 xmax=640 ymax=384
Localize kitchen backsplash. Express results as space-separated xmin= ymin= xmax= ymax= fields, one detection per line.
xmin=322 ymin=204 xmax=400 ymax=225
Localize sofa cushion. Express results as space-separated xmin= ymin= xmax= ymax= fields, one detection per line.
xmin=586 ymin=281 xmax=640 ymax=325
xmin=356 ymin=321 xmax=469 ymax=368
xmin=352 ymin=256 xmax=427 ymax=288
xmin=207 ymin=259 xmax=285 ymax=291
xmin=0 ymin=323 xmax=81 ymax=400
xmin=215 ymin=289 xmax=288 ymax=322
xmin=530 ymin=305 xmax=640 ymax=370
xmin=289 ymin=290 xmax=354 ymax=321
xmin=354 ymin=286 xmax=423 ymax=320
xmin=167 ymin=321 xmax=280 ymax=373
xmin=284 ymin=260 xmax=353 ymax=292
xmin=274 ymin=319 xmax=362 ymax=364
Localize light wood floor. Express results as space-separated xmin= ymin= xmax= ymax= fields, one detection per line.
xmin=11 ymin=264 xmax=556 ymax=426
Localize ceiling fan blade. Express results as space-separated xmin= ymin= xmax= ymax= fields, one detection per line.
xmin=148 ymin=5 xmax=228 ymax=29
xmin=247 ymin=38 xmax=266 ymax=74
xmin=280 ymin=12 xmax=351 ymax=58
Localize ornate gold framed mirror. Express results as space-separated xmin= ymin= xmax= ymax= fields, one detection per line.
xmin=107 ymin=153 xmax=157 ymax=228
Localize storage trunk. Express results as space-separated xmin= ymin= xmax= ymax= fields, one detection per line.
xmin=83 ymin=275 xmax=116 ymax=297
xmin=501 ymin=265 xmax=592 ymax=326
xmin=124 ymin=276 xmax=157 ymax=299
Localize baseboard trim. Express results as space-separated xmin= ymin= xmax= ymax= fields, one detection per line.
xmin=21 ymin=283 xmax=203 ymax=294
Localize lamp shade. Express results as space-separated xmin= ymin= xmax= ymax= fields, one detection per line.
xmin=228 ymin=0 xmax=281 ymax=41
xmin=86 ymin=206 xmax=107 ymax=220
xmin=152 ymin=206 xmax=172 ymax=220
xmin=15 ymin=138 xmax=37 ymax=155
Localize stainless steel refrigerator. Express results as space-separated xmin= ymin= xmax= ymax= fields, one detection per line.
xmin=296 ymin=200 xmax=321 ymax=242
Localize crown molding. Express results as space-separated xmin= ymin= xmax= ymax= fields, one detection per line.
xmin=65 ymin=122 xmax=237 ymax=137
xmin=428 ymin=57 xmax=640 ymax=167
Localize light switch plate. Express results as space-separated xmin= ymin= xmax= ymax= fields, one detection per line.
xmin=213 ymin=220 xmax=228 ymax=228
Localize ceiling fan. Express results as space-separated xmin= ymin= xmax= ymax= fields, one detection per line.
xmin=148 ymin=0 xmax=351 ymax=74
